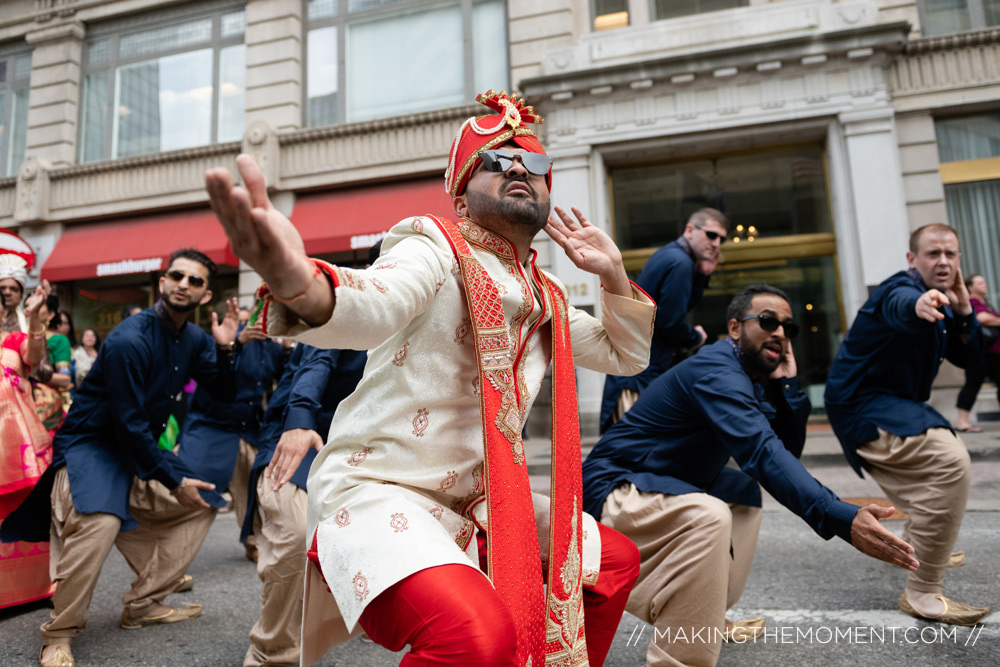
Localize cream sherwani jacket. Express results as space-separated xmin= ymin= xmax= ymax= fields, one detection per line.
xmin=265 ymin=216 xmax=655 ymax=665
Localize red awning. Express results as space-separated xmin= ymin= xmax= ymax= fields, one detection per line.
xmin=290 ymin=177 xmax=453 ymax=255
xmin=41 ymin=209 xmax=238 ymax=282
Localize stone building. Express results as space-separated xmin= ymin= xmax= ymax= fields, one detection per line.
xmin=1 ymin=0 xmax=998 ymax=430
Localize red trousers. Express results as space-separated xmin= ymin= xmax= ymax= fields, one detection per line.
xmin=355 ymin=522 xmax=639 ymax=666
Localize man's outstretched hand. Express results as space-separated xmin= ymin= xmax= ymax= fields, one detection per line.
xmin=545 ymin=206 xmax=631 ymax=298
xmin=851 ymin=504 xmax=919 ymax=572
xmin=206 ymin=154 xmax=334 ymax=325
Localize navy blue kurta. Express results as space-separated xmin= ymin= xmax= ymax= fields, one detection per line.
xmin=240 ymin=344 xmax=366 ymax=541
xmin=177 ymin=326 xmax=287 ymax=496
xmin=2 ymin=304 xmax=238 ymax=542
xmin=824 ymin=270 xmax=983 ymax=476
xmin=600 ymin=239 xmax=709 ymax=432
xmin=583 ymin=338 xmax=857 ymax=544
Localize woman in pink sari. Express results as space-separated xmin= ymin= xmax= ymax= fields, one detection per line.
xmin=0 ymin=279 xmax=56 ymax=609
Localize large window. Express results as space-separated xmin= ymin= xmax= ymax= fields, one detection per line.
xmin=304 ymin=0 xmax=508 ymax=127
xmin=0 ymin=48 xmax=31 ymax=177
xmin=653 ymin=0 xmax=747 ymax=21
xmin=593 ymin=0 xmax=629 ymax=31
xmin=610 ymin=145 xmax=842 ymax=401
xmin=79 ymin=5 xmax=246 ymax=163
xmin=936 ymin=113 xmax=1000 ymax=305
xmin=918 ymin=0 xmax=1000 ymax=36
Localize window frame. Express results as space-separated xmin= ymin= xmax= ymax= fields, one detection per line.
xmin=78 ymin=0 xmax=246 ymax=164
xmin=302 ymin=0 xmax=509 ymax=128
xmin=649 ymin=0 xmax=748 ymax=23
xmin=917 ymin=0 xmax=999 ymax=37
xmin=0 ymin=43 xmax=33 ymax=177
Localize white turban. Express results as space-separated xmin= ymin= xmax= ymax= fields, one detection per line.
xmin=0 ymin=254 xmax=28 ymax=331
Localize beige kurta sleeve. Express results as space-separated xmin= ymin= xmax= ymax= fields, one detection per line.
xmin=264 ymin=217 xmax=453 ymax=349
xmin=542 ymin=271 xmax=656 ymax=377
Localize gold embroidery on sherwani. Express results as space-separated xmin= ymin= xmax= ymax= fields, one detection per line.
xmin=334 ymin=267 xmax=367 ymax=291
xmin=347 ymin=448 xmax=372 ymax=467
xmin=545 ymin=499 xmax=588 ymax=667
xmin=438 ymin=470 xmax=458 ymax=492
xmin=389 ymin=513 xmax=408 ymax=532
xmin=454 ymin=318 xmax=471 ymax=345
xmin=352 ymin=572 xmax=370 ymax=601
xmin=412 ymin=408 xmax=429 ymax=437
xmin=392 ymin=341 xmax=410 ymax=367
xmin=370 ymin=277 xmax=389 ymax=292
xmin=335 ymin=509 xmax=351 ymax=527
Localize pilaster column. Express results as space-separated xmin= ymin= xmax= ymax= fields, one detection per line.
xmin=244 ymin=0 xmax=303 ymax=131
xmin=24 ymin=20 xmax=84 ymax=168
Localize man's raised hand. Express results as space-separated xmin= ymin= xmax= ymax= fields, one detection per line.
xmin=545 ymin=206 xmax=631 ymax=297
xmin=947 ymin=267 xmax=973 ymax=317
xmin=211 ymin=297 xmax=240 ymax=346
xmin=266 ymin=428 xmax=324 ymax=492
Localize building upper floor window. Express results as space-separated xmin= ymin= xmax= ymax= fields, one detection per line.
xmin=0 ymin=48 xmax=31 ymax=177
xmin=653 ymin=0 xmax=747 ymax=21
xmin=593 ymin=0 xmax=629 ymax=31
xmin=304 ymin=0 xmax=508 ymax=127
xmin=918 ymin=0 xmax=1000 ymax=37
xmin=79 ymin=3 xmax=246 ymax=163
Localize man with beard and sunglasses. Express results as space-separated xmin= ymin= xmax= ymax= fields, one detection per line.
xmin=600 ymin=208 xmax=728 ymax=433
xmin=2 ymin=248 xmax=241 ymax=667
xmin=582 ymin=284 xmax=919 ymax=667
xmin=205 ymin=90 xmax=656 ymax=667
xmin=825 ymin=223 xmax=989 ymax=625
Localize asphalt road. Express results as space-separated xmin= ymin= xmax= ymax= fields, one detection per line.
xmin=2 ymin=458 xmax=999 ymax=667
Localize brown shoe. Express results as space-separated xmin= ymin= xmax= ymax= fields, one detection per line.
xmin=175 ymin=574 xmax=194 ymax=592
xmin=244 ymin=543 xmax=258 ymax=563
xmin=723 ymin=616 xmax=766 ymax=642
xmin=39 ymin=645 xmax=75 ymax=667
xmin=898 ymin=592 xmax=990 ymax=626
xmin=947 ymin=551 xmax=966 ymax=568
xmin=121 ymin=602 xmax=203 ymax=629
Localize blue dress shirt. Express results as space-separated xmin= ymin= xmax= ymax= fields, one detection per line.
xmin=2 ymin=303 xmax=238 ymax=541
xmin=824 ymin=270 xmax=983 ymax=475
xmin=240 ymin=344 xmax=366 ymax=541
xmin=583 ymin=339 xmax=858 ymax=544
xmin=600 ymin=239 xmax=708 ymax=432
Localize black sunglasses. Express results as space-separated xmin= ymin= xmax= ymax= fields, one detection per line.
xmin=742 ymin=314 xmax=800 ymax=339
xmin=165 ymin=270 xmax=206 ymax=288
xmin=695 ymin=225 xmax=727 ymax=242
xmin=478 ymin=149 xmax=552 ymax=176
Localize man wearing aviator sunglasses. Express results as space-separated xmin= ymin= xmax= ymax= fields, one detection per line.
xmin=601 ymin=208 xmax=729 ymax=433
xmin=584 ymin=284 xmax=919 ymax=667
xmin=5 ymin=248 xmax=244 ymax=667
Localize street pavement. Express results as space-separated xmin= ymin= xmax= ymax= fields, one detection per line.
xmin=2 ymin=424 xmax=999 ymax=666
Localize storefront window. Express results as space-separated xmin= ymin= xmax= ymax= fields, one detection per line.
xmin=305 ymin=0 xmax=508 ymax=126
xmin=936 ymin=113 xmax=1000 ymax=305
xmin=80 ymin=6 xmax=246 ymax=162
xmin=610 ymin=145 xmax=841 ymax=404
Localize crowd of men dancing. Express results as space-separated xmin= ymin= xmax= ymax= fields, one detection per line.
xmin=0 ymin=90 xmax=990 ymax=667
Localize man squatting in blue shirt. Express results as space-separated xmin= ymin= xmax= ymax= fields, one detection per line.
xmin=583 ymin=284 xmax=919 ymax=667
xmin=599 ymin=209 xmax=726 ymax=433
xmin=825 ymin=223 xmax=989 ymax=626
xmin=2 ymin=248 xmax=241 ymax=667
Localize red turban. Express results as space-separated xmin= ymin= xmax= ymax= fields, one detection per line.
xmin=444 ymin=89 xmax=549 ymax=198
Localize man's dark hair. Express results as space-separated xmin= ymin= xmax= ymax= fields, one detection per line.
xmin=966 ymin=273 xmax=982 ymax=289
xmin=726 ymin=284 xmax=791 ymax=323
xmin=168 ymin=248 xmax=217 ymax=282
xmin=44 ymin=293 xmax=59 ymax=316
xmin=688 ymin=208 xmax=730 ymax=232
xmin=909 ymin=223 xmax=958 ymax=253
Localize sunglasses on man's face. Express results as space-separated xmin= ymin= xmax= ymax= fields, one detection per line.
xmin=742 ymin=314 xmax=800 ymax=339
xmin=165 ymin=270 xmax=206 ymax=288
xmin=696 ymin=225 xmax=727 ymax=242
xmin=477 ymin=149 xmax=553 ymax=176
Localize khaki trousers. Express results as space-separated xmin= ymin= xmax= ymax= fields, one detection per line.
xmin=600 ymin=483 xmax=762 ymax=667
xmin=42 ymin=467 xmax=215 ymax=644
xmin=857 ymin=427 xmax=970 ymax=595
xmin=244 ymin=475 xmax=308 ymax=667
xmin=611 ymin=388 xmax=641 ymax=428
xmin=231 ymin=438 xmax=257 ymax=548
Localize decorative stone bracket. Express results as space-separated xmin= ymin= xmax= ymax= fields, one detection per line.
xmin=243 ymin=120 xmax=281 ymax=191
xmin=14 ymin=157 xmax=52 ymax=223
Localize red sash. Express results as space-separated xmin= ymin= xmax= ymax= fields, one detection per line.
xmin=430 ymin=216 xmax=588 ymax=667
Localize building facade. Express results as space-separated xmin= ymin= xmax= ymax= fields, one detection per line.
xmin=1 ymin=0 xmax=998 ymax=431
